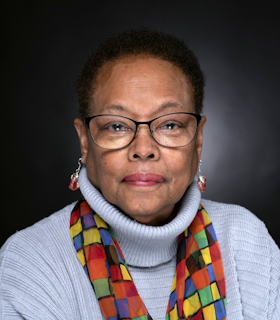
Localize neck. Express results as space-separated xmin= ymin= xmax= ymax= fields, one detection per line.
xmin=79 ymin=166 xmax=201 ymax=267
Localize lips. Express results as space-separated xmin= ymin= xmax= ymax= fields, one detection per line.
xmin=122 ymin=173 xmax=165 ymax=186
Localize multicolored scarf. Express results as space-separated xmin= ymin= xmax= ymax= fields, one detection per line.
xmin=70 ymin=199 xmax=226 ymax=320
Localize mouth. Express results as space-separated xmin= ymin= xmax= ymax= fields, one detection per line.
xmin=122 ymin=173 xmax=165 ymax=187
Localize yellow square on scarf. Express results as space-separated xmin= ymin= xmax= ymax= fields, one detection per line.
xmin=183 ymin=292 xmax=201 ymax=317
xmin=211 ymin=282 xmax=221 ymax=301
xmin=171 ymin=274 xmax=176 ymax=293
xmin=202 ymin=304 xmax=216 ymax=320
xmin=77 ymin=249 xmax=86 ymax=267
xmin=202 ymin=209 xmax=212 ymax=226
xmin=70 ymin=219 xmax=82 ymax=238
xmin=201 ymin=247 xmax=212 ymax=265
xmin=169 ymin=302 xmax=178 ymax=319
xmin=83 ymin=228 xmax=101 ymax=246
xmin=120 ymin=264 xmax=131 ymax=280
xmin=94 ymin=214 xmax=108 ymax=229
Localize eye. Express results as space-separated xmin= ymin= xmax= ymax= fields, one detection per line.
xmin=111 ymin=124 xmax=124 ymax=131
xmin=105 ymin=122 xmax=131 ymax=132
xmin=158 ymin=122 xmax=180 ymax=130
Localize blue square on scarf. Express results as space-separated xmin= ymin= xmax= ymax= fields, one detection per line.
xmin=116 ymin=299 xmax=130 ymax=318
xmin=73 ymin=234 xmax=82 ymax=251
xmin=185 ymin=277 xmax=197 ymax=298
xmin=83 ymin=266 xmax=90 ymax=279
xmin=169 ymin=289 xmax=177 ymax=310
xmin=214 ymin=300 xmax=226 ymax=320
xmin=206 ymin=224 xmax=217 ymax=242
xmin=116 ymin=250 xmax=124 ymax=264
xmin=207 ymin=264 xmax=216 ymax=282
xmin=99 ymin=229 xmax=114 ymax=246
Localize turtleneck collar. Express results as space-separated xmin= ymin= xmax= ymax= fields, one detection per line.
xmin=79 ymin=166 xmax=201 ymax=267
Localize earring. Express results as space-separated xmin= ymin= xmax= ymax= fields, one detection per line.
xmin=197 ymin=160 xmax=206 ymax=192
xmin=69 ymin=158 xmax=82 ymax=191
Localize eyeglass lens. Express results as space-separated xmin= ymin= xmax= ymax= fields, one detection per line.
xmin=88 ymin=114 xmax=198 ymax=149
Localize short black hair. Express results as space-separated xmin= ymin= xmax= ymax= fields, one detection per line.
xmin=76 ymin=28 xmax=205 ymax=118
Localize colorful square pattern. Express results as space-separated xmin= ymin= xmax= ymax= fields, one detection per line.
xmin=166 ymin=205 xmax=226 ymax=319
xmin=70 ymin=200 xmax=226 ymax=320
xmin=70 ymin=200 xmax=151 ymax=320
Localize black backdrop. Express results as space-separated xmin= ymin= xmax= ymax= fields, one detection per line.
xmin=2 ymin=1 xmax=280 ymax=247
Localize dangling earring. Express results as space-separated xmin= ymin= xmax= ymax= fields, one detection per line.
xmin=197 ymin=160 xmax=206 ymax=192
xmin=69 ymin=158 xmax=82 ymax=191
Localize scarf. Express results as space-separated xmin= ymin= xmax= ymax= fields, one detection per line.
xmin=70 ymin=199 xmax=226 ymax=319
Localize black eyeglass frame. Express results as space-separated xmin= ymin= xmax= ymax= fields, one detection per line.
xmin=84 ymin=112 xmax=202 ymax=149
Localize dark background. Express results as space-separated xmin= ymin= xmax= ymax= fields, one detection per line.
xmin=2 ymin=1 xmax=280 ymax=247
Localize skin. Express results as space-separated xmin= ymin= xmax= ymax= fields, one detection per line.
xmin=74 ymin=56 xmax=206 ymax=226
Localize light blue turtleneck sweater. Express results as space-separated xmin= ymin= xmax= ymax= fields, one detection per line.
xmin=0 ymin=167 xmax=279 ymax=319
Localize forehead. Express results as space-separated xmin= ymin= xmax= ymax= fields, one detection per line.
xmin=91 ymin=56 xmax=195 ymax=117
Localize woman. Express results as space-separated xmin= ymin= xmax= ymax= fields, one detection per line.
xmin=0 ymin=29 xmax=279 ymax=320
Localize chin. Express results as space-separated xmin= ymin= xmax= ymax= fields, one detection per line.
xmin=122 ymin=205 xmax=158 ymax=220
xmin=120 ymin=199 xmax=170 ymax=223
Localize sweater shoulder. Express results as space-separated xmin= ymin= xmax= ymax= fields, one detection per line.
xmin=0 ymin=201 xmax=84 ymax=319
xmin=0 ymin=201 xmax=77 ymax=277
xmin=200 ymin=198 xmax=271 ymax=256
xmin=200 ymin=198 xmax=266 ymax=231
xmin=0 ymin=201 xmax=77 ymax=270
xmin=201 ymin=199 xmax=280 ymax=319
xmin=200 ymin=198 xmax=271 ymax=262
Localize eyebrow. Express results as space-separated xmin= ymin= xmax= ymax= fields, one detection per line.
xmin=102 ymin=101 xmax=185 ymax=113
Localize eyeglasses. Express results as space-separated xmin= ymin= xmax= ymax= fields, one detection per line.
xmin=84 ymin=112 xmax=201 ymax=150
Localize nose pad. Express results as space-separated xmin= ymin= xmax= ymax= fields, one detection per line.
xmin=134 ymin=126 xmax=152 ymax=138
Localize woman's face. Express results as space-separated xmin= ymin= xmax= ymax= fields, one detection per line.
xmin=75 ymin=56 xmax=206 ymax=226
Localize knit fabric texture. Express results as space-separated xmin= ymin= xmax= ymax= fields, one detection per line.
xmin=0 ymin=166 xmax=280 ymax=319
xmin=70 ymin=199 xmax=226 ymax=319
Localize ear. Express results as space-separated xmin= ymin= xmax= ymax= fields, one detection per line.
xmin=74 ymin=118 xmax=89 ymax=165
xmin=196 ymin=115 xmax=207 ymax=160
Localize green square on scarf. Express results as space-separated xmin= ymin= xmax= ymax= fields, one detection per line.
xmin=194 ymin=230 xmax=208 ymax=249
xmin=198 ymin=285 xmax=213 ymax=307
xmin=92 ymin=278 xmax=110 ymax=299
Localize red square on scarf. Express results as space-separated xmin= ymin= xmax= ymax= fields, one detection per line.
xmin=191 ymin=268 xmax=210 ymax=290
xmin=87 ymin=259 xmax=108 ymax=281
xmin=113 ymin=282 xmax=127 ymax=300
xmin=191 ymin=309 xmax=203 ymax=320
xmin=212 ymin=259 xmax=224 ymax=281
xmin=70 ymin=209 xmax=80 ymax=225
xmin=124 ymin=281 xmax=138 ymax=297
xmin=109 ymin=265 xmax=122 ymax=281
xmin=127 ymin=296 xmax=147 ymax=316
xmin=85 ymin=244 xmax=106 ymax=261
xmin=80 ymin=201 xmax=92 ymax=216
xmin=186 ymin=235 xmax=199 ymax=258
xmin=217 ymin=278 xmax=226 ymax=297
xmin=209 ymin=243 xmax=220 ymax=263
xmin=176 ymin=260 xmax=186 ymax=281
xmin=99 ymin=297 xmax=117 ymax=318
xmin=189 ymin=215 xmax=205 ymax=234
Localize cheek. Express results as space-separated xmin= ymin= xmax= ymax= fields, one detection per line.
xmin=95 ymin=150 xmax=129 ymax=203
xmin=85 ymin=142 xmax=115 ymax=189
xmin=95 ymin=149 xmax=127 ymax=181
xmin=163 ymin=147 xmax=196 ymax=177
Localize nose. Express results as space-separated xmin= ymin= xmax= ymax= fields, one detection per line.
xmin=128 ymin=125 xmax=160 ymax=161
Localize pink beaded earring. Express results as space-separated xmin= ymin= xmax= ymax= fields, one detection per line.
xmin=197 ymin=160 xmax=206 ymax=192
xmin=69 ymin=158 xmax=82 ymax=191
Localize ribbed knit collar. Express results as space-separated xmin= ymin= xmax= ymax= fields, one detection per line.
xmin=79 ymin=166 xmax=201 ymax=267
